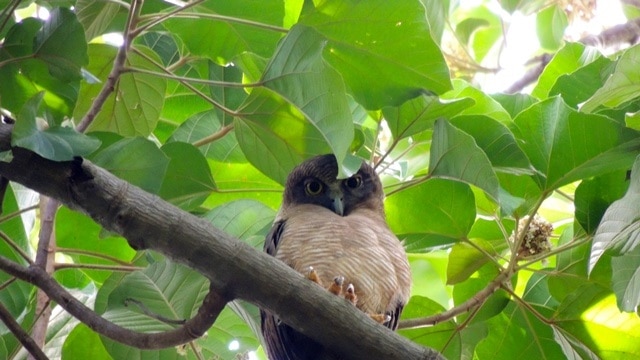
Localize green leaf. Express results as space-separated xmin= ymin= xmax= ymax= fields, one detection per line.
xmin=168 ymin=110 xmax=246 ymax=162
xmin=300 ymin=0 xmax=451 ymax=108
xmin=399 ymin=296 xmax=461 ymax=357
xmin=236 ymin=25 xmax=353 ymax=183
xmin=450 ymin=115 xmax=532 ymax=174
xmin=532 ymin=42 xmax=601 ymax=99
xmin=582 ymin=44 xmax=640 ymax=113
xmin=56 ymin=208 xmax=136 ymax=284
xmin=163 ymin=0 xmax=284 ymax=63
xmin=574 ymin=171 xmax=629 ymax=234
xmin=73 ymin=44 xmax=167 ymax=136
xmin=476 ymin=301 xmax=564 ymax=359
xmin=98 ymin=262 xmax=202 ymax=356
xmin=208 ymin=61 xmax=247 ymax=125
xmin=202 ymin=200 xmax=275 ymax=246
xmin=554 ymin=284 xmax=640 ymax=358
xmin=34 ymin=8 xmax=88 ymax=81
xmin=386 ymin=178 xmax=476 ymax=241
xmin=421 ymin=0 xmax=450 ymax=43
xmin=12 ymin=93 xmax=101 ymax=160
xmin=62 ymin=324 xmax=112 ymax=360
xmin=590 ymin=156 xmax=640 ymax=271
xmin=76 ymin=0 xmax=123 ymax=41
xmin=536 ymin=4 xmax=568 ymax=51
xmin=0 ymin=18 xmax=79 ymax=119
xmin=490 ymin=93 xmax=537 ymax=119
xmin=611 ymin=245 xmax=640 ymax=311
xmin=158 ymin=142 xmax=216 ymax=211
xmin=441 ymin=79 xmax=511 ymax=123
xmin=90 ymin=137 xmax=169 ymax=194
xmin=382 ymin=95 xmax=474 ymax=140
xmin=512 ymin=96 xmax=640 ymax=191
xmin=447 ymin=239 xmax=496 ymax=284
xmin=456 ymin=5 xmax=502 ymax=62
xmin=430 ymin=119 xmax=500 ymax=202
xmin=136 ymin=32 xmax=180 ymax=67
xmin=452 ymin=265 xmax=511 ymax=323
xmin=549 ymin=55 xmax=614 ymax=108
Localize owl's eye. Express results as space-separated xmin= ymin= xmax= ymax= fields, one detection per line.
xmin=305 ymin=180 xmax=323 ymax=195
xmin=344 ymin=175 xmax=362 ymax=189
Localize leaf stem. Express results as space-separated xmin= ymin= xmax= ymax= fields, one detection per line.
xmin=130 ymin=47 xmax=241 ymax=117
xmin=56 ymin=247 xmax=135 ymax=266
xmin=122 ymin=66 xmax=263 ymax=88
xmin=54 ymin=263 xmax=143 ymax=272
xmin=192 ymin=124 xmax=234 ymax=147
xmin=131 ymin=0 xmax=206 ymax=37
xmin=167 ymin=12 xmax=288 ymax=33
xmin=0 ymin=230 xmax=32 ymax=264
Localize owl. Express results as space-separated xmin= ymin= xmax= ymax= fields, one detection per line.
xmin=260 ymin=154 xmax=411 ymax=360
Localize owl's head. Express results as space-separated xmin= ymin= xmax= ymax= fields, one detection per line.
xmin=282 ymin=154 xmax=384 ymax=216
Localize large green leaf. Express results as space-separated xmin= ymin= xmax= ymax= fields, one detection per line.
xmin=90 ymin=137 xmax=170 ymax=194
xmin=236 ymin=25 xmax=353 ymax=183
xmin=163 ymin=0 xmax=284 ymax=63
xmin=590 ymin=157 xmax=640 ymax=309
xmin=429 ymin=119 xmax=500 ymax=202
xmin=62 ymin=324 xmax=112 ymax=360
xmin=554 ymin=284 xmax=640 ymax=358
xmin=12 ymin=93 xmax=101 ymax=161
xmin=0 ymin=18 xmax=79 ymax=119
xmin=386 ymin=178 xmax=476 ymax=242
xmin=382 ymin=95 xmax=474 ymax=141
xmin=73 ymin=44 xmax=167 ymax=136
xmin=582 ymin=44 xmax=640 ymax=113
xmin=512 ymin=96 xmax=640 ymax=191
xmin=549 ymin=55 xmax=614 ymax=108
xmin=450 ymin=115 xmax=532 ymax=174
xmin=76 ymin=0 xmax=124 ymax=41
xmin=158 ymin=142 xmax=216 ymax=211
xmin=532 ymin=42 xmax=601 ymax=99
xmin=574 ymin=170 xmax=629 ymax=234
xmin=34 ymin=8 xmax=88 ymax=81
xmin=300 ymin=0 xmax=451 ymax=109
xmin=611 ymin=245 xmax=640 ymax=311
xmin=536 ymin=4 xmax=568 ymax=51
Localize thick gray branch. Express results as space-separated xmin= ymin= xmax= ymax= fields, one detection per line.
xmin=0 ymin=123 xmax=443 ymax=360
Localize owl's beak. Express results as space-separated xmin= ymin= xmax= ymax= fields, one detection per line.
xmin=332 ymin=195 xmax=344 ymax=216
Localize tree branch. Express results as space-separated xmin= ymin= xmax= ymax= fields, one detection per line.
xmin=0 ymin=124 xmax=443 ymax=359
xmin=0 ymin=255 xmax=227 ymax=349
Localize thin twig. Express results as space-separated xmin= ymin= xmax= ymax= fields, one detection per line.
xmin=76 ymin=0 xmax=143 ymax=132
xmin=0 ymin=204 xmax=38 ymax=224
xmin=0 ymin=302 xmax=48 ymax=360
xmin=0 ymin=230 xmax=33 ymax=264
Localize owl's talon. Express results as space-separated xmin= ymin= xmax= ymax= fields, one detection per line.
xmin=328 ymin=276 xmax=344 ymax=295
xmin=306 ymin=266 xmax=322 ymax=286
xmin=369 ymin=313 xmax=390 ymax=324
xmin=345 ymin=283 xmax=357 ymax=305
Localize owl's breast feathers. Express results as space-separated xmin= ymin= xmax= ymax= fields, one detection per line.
xmin=273 ymin=204 xmax=411 ymax=324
